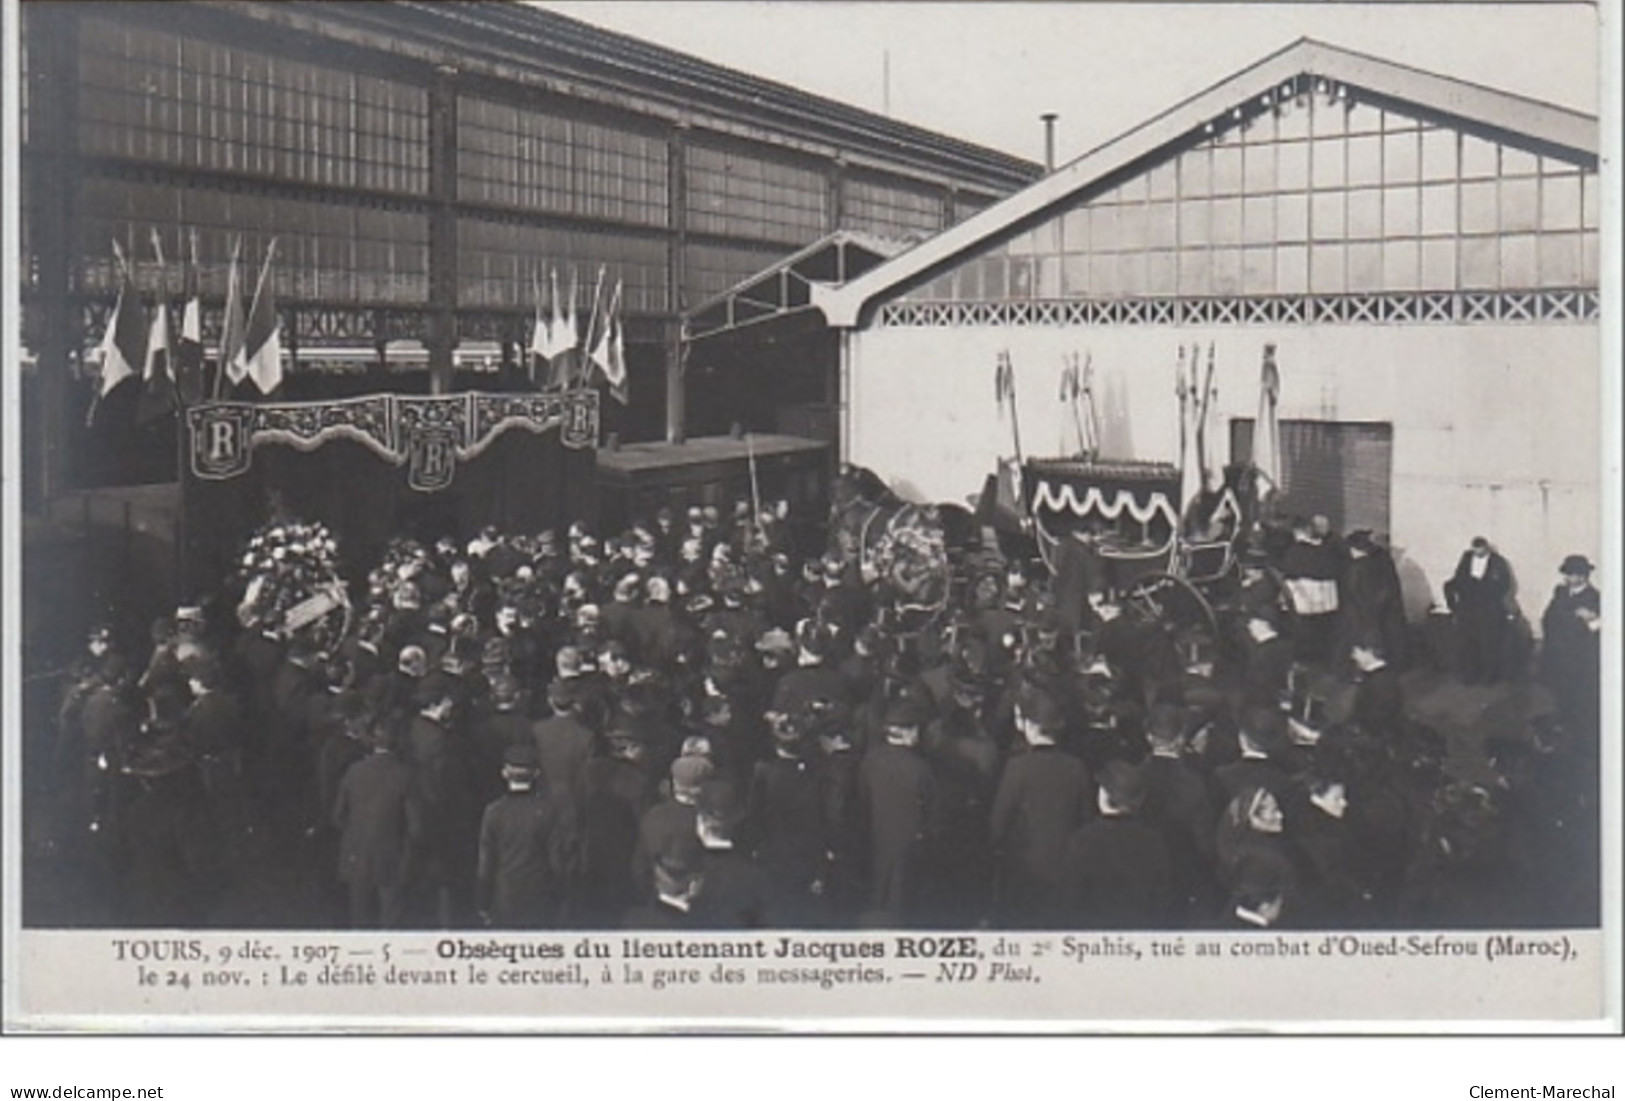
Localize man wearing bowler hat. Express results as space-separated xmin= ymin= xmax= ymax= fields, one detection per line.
xmin=1540 ymin=554 xmax=1602 ymax=739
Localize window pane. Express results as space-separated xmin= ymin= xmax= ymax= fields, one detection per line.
xmin=1032 ymin=220 xmax=1060 ymax=255
xmin=1147 ymin=250 xmax=1178 ymax=295
xmin=1180 ymin=150 xmax=1212 ymax=197
xmin=1421 ymin=239 xmax=1456 ymax=288
xmin=1180 ymin=200 xmax=1211 ymax=246
xmin=1244 ymin=144 xmax=1275 ymax=192
xmin=1539 ymin=233 xmax=1582 ymax=286
xmin=1310 ymin=98 xmax=1343 ymax=138
xmin=1500 ymin=176 xmax=1539 ymax=233
xmin=1242 ymin=246 xmax=1274 ymax=294
xmin=1461 ymin=135 xmax=1498 ymax=179
xmin=1347 ymin=101 xmax=1382 ymax=135
xmin=1384 ymin=186 xmax=1419 ymax=238
xmin=1501 ymin=146 xmax=1538 ymax=177
xmin=1148 ymin=201 xmax=1178 ymax=248
xmin=1117 ymin=251 xmax=1147 ymax=295
xmin=1179 ymin=249 xmax=1211 ymax=296
xmin=1382 ymin=240 xmax=1419 ymax=291
xmin=1118 ymin=174 xmax=1148 ymax=204
xmin=1278 ymin=141 xmax=1309 ymax=191
xmin=1277 ymin=99 xmax=1311 ymax=142
xmin=1421 ymin=128 xmax=1456 ymax=181
xmin=1091 ymin=204 xmax=1120 ymax=250
xmin=1460 ymin=236 xmax=1498 ymax=288
xmin=1009 ymin=257 xmax=1036 ymax=297
xmin=1213 ymin=147 xmax=1243 ymax=195
xmin=1212 ymin=197 xmax=1242 ymax=245
xmin=1382 ymin=109 xmax=1419 ymax=133
xmin=1089 ymin=252 xmax=1116 ymax=295
xmin=1278 ymin=244 xmax=1308 ymax=293
xmin=1501 ymin=234 xmax=1537 ymax=286
xmin=1278 ymin=193 xmax=1309 ymax=242
xmin=1312 ymin=190 xmax=1345 ymax=240
xmin=1348 ymin=241 xmax=1382 ymax=290
xmin=1421 ymin=183 xmax=1456 ymax=236
xmin=1347 ymin=135 xmax=1382 ymax=187
xmin=1311 ymin=242 xmax=1346 ymax=293
xmin=1312 ymin=138 xmax=1345 ymax=189
xmin=1540 ymin=155 xmax=1581 ymax=177
xmin=1542 ymin=174 xmax=1582 ymax=230
xmin=1062 ymin=207 xmax=1090 ymax=251
xmin=1149 ymin=161 xmax=1177 ymax=200
xmin=1063 ymin=254 xmax=1091 ymax=296
xmin=1119 ymin=204 xmax=1148 ymax=249
xmin=1348 ymin=188 xmax=1382 ymax=238
xmin=1460 ymin=180 xmax=1498 ymax=234
xmin=1582 ymin=231 xmax=1598 ymax=284
xmin=1243 ymin=196 xmax=1274 ymax=244
xmin=1384 ymin=131 xmax=1420 ymax=184
xmin=1582 ymin=174 xmax=1599 ymax=230
xmin=1211 ymin=247 xmax=1242 ymax=294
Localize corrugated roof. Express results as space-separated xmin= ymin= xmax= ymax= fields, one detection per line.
xmin=213 ymin=0 xmax=1039 ymax=193
xmin=814 ymin=37 xmax=1601 ymax=327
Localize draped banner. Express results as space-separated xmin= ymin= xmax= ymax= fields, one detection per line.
xmin=186 ymin=389 xmax=600 ymax=492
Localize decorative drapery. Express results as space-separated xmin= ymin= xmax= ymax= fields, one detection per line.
xmin=186 ymin=389 xmax=600 ymax=491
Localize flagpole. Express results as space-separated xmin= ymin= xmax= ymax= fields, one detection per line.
xmin=746 ymin=429 xmax=763 ymax=549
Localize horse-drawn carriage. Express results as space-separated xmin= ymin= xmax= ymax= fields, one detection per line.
xmin=827 ymin=344 xmax=1283 ymax=653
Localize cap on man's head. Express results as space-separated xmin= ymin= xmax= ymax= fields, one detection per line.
xmin=1240 ymin=705 xmax=1289 ymax=755
xmin=1016 ymin=683 xmax=1067 ymax=734
xmin=884 ymin=689 xmax=932 ymax=730
xmin=1099 ymin=760 xmax=1148 ymax=812
xmin=503 ymin=742 xmax=541 ymax=771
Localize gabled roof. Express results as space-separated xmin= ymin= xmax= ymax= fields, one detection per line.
xmin=686 ymin=231 xmax=908 ymax=342
xmin=813 ymin=38 xmax=1600 ymax=327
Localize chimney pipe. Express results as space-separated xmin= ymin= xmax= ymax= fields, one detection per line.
xmin=1041 ymin=113 xmax=1058 ymax=173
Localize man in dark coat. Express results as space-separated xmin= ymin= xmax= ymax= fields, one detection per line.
xmin=1340 ymin=531 xmax=1409 ymax=669
xmin=691 ymin=779 xmax=774 ymax=929
xmin=1139 ymin=705 xmax=1219 ymax=925
xmin=1213 ymin=706 xmax=1294 ymax=809
xmin=574 ymin=727 xmax=662 ymax=926
xmin=856 ymin=690 xmax=941 ymax=926
xmin=744 ymin=710 xmax=835 ymax=926
xmin=333 ymin=723 xmax=421 ymax=928
xmin=1350 ymin=642 xmax=1404 ymax=736
xmin=1539 ymin=554 xmax=1602 ymax=739
xmin=1443 ymin=536 xmax=1514 ymax=685
xmin=476 ymin=743 xmax=571 ymax=928
xmin=531 ymin=677 xmax=596 ymax=812
xmin=181 ymin=654 xmax=252 ymax=849
xmin=1062 ymin=761 xmax=1173 ymax=928
xmin=630 ymin=755 xmax=711 ymax=900
xmin=1240 ymin=612 xmax=1293 ymax=711
xmin=989 ymin=686 xmax=1093 ymax=928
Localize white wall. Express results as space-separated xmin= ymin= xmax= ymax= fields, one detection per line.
xmin=845 ymin=321 xmax=1601 ymax=616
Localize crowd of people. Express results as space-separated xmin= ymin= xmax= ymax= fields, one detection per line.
xmin=51 ymin=482 xmax=1602 ymax=932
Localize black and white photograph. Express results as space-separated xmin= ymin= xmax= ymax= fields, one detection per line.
xmin=1 ymin=0 xmax=1618 ymax=1046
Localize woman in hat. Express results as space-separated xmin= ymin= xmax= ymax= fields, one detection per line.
xmin=1539 ymin=554 xmax=1601 ymax=739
